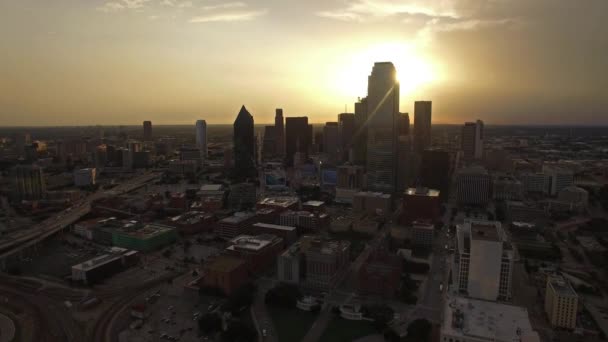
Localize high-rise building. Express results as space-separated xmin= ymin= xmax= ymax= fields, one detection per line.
xmin=275 ymin=109 xmax=285 ymax=157
xmin=195 ymin=120 xmax=207 ymax=158
xmin=461 ymin=120 xmax=484 ymax=160
xmin=366 ymin=62 xmax=399 ymax=193
xmin=398 ymin=112 xmax=410 ymax=136
xmin=413 ymin=101 xmax=432 ymax=153
xmin=456 ymin=166 xmax=491 ymax=206
xmin=455 ymin=219 xmax=514 ymax=301
xmin=285 ymin=117 xmax=311 ymax=167
xmin=544 ymin=275 xmax=578 ymax=329
xmin=305 ymin=238 xmax=351 ymax=291
xmin=143 ymin=121 xmax=152 ymax=141
xmin=338 ymin=113 xmax=355 ymax=162
xmin=12 ymin=164 xmax=46 ymax=201
xmin=233 ymin=106 xmax=255 ymax=180
xmin=419 ymin=149 xmax=451 ymax=199
xmin=262 ymin=125 xmax=277 ymax=160
xmin=542 ymin=165 xmax=574 ymax=196
xmin=323 ymin=122 xmax=339 ymax=164
xmin=353 ymin=97 xmax=368 ymax=165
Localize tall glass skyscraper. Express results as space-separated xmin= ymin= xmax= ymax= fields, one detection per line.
xmin=365 ymin=62 xmax=400 ymax=193
xmin=195 ymin=119 xmax=207 ymax=157
xmin=233 ymin=106 xmax=255 ymax=180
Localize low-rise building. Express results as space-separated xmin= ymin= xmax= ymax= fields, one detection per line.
xmin=401 ymin=187 xmax=440 ymax=225
xmin=71 ymin=247 xmax=139 ymax=285
xmin=200 ymin=255 xmax=249 ymax=295
xmin=225 ymin=234 xmax=284 ymax=274
xmin=168 ymin=211 xmax=215 ymax=235
xmin=441 ymin=296 xmax=539 ymax=342
xmin=257 ymin=196 xmax=300 ymax=212
xmin=492 ymin=174 xmax=523 ymax=201
xmin=353 ymin=192 xmax=391 ymax=216
xmin=305 ymin=238 xmax=350 ymax=291
xmin=112 ymin=223 xmax=177 ymax=252
xmin=251 ymin=223 xmax=297 ymax=246
xmin=357 ymin=250 xmax=401 ymax=298
xmin=545 ymin=275 xmax=578 ymax=330
xmin=74 ymin=168 xmax=96 ymax=187
xmin=216 ymin=212 xmax=256 ymax=239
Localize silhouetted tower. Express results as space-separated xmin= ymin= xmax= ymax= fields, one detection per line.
xmin=233 ymin=105 xmax=255 ymax=180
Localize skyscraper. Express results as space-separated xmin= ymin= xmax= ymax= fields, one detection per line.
xmin=419 ymin=149 xmax=451 ymax=199
xmin=323 ymin=122 xmax=339 ymax=164
xmin=195 ymin=120 xmax=207 ymax=158
xmin=353 ymin=97 xmax=368 ymax=165
xmin=461 ymin=120 xmax=484 ymax=160
xmin=275 ymin=109 xmax=285 ymax=157
xmin=338 ymin=113 xmax=355 ymax=163
xmin=233 ymin=106 xmax=255 ymax=180
xmin=262 ymin=125 xmax=277 ymax=160
xmin=398 ymin=112 xmax=410 ymax=136
xmin=12 ymin=164 xmax=46 ymax=201
xmin=143 ymin=121 xmax=152 ymax=141
xmin=365 ymin=62 xmax=399 ymax=193
xmin=413 ymin=101 xmax=432 ymax=153
xmin=285 ymin=117 xmax=311 ymax=167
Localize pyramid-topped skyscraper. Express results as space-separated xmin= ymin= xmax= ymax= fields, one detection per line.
xmin=233 ymin=105 xmax=255 ymax=180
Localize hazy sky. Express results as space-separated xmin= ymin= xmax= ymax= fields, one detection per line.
xmin=1 ymin=0 xmax=607 ymax=126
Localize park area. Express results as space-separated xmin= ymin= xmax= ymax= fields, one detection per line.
xmin=319 ymin=317 xmax=377 ymax=342
xmin=268 ymin=307 xmax=317 ymax=342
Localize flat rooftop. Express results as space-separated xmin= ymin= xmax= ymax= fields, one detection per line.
xmin=206 ymin=255 xmax=245 ymax=272
xmin=470 ymin=222 xmax=500 ymax=242
xmin=200 ymin=184 xmax=224 ymax=192
xmin=355 ymin=191 xmax=391 ymax=199
xmin=548 ymin=276 xmax=578 ymax=297
xmin=220 ymin=212 xmax=256 ymax=224
xmin=252 ymin=222 xmax=296 ymax=231
xmin=405 ymin=187 xmax=440 ymax=197
xmin=303 ymin=200 xmax=325 ymax=207
xmin=442 ymin=296 xmax=538 ymax=341
xmin=258 ymin=197 xmax=299 ymax=208
xmin=227 ymin=234 xmax=280 ymax=252
xmin=114 ymin=223 xmax=175 ymax=239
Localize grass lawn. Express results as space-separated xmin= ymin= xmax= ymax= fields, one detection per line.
xmin=268 ymin=307 xmax=318 ymax=342
xmin=319 ymin=317 xmax=377 ymax=342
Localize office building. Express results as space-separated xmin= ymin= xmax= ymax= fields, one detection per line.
xmin=285 ymin=117 xmax=312 ymax=167
xmin=419 ymin=148 xmax=450 ymax=199
xmin=353 ymin=97 xmax=368 ymax=165
xmin=411 ymin=221 xmax=435 ymax=247
xmin=233 ymin=105 xmax=256 ymax=180
xmin=257 ymin=196 xmax=299 ymax=212
xmin=398 ymin=112 xmax=410 ymax=136
xmin=277 ymin=241 xmax=307 ymax=284
xmin=396 ymin=134 xmax=414 ymax=192
xmin=365 ymin=62 xmax=399 ymax=193
xmin=71 ymin=248 xmax=139 ymax=285
xmin=74 ymin=168 xmax=96 ymax=187
xmin=545 ymin=275 xmax=578 ymax=329
xmin=520 ymin=172 xmax=551 ymax=194
xmin=12 ymin=164 xmax=46 ymax=201
xmin=455 ymin=219 xmax=514 ymax=301
xmin=112 ymin=223 xmax=178 ymax=252
xmin=492 ymin=174 xmax=523 ymax=201
xmin=461 ymin=120 xmax=484 ymax=160
xmin=275 ymin=108 xmax=285 ymax=157
xmin=456 ymin=166 xmax=491 ymax=206
xmin=401 ymin=187 xmax=440 ymax=225
xmin=338 ymin=113 xmax=355 ymax=162
xmin=305 ymin=238 xmax=350 ymax=291
xmin=353 ymin=191 xmax=392 ymax=216
xmin=216 ymin=212 xmax=256 ymax=239
xmin=251 ymin=223 xmax=297 ymax=246
xmin=195 ymin=120 xmax=207 ymax=158
xmin=441 ymin=296 xmax=539 ymax=342
xmin=542 ymin=165 xmax=574 ymax=196
xmin=226 ymin=234 xmax=284 ymax=274
xmin=413 ymin=101 xmax=432 ymax=153
xmin=200 ymin=255 xmax=249 ymax=295
xmin=143 ymin=121 xmax=152 ymax=141
xmin=262 ymin=125 xmax=277 ymax=160
xmin=323 ymin=122 xmax=340 ymax=164
xmin=228 ymin=183 xmax=256 ymax=210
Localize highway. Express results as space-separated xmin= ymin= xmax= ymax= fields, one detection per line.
xmin=0 ymin=172 xmax=160 ymax=262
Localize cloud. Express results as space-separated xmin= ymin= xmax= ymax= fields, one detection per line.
xmin=189 ymin=9 xmax=267 ymax=23
xmin=97 ymin=0 xmax=151 ymax=12
xmin=317 ymin=0 xmax=460 ymax=22
xmin=201 ymin=2 xmax=247 ymax=11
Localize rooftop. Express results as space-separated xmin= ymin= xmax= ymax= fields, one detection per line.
xmin=442 ymin=296 xmax=538 ymax=341
xmin=227 ymin=234 xmax=281 ymax=252
xmin=355 ymin=191 xmax=391 ymax=199
xmin=220 ymin=212 xmax=256 ymax=224
xmin=205 ymin=255 xmax=245 ymax=272
xmin=258 ymin=196 xmax=299 ymax=208
xmin=548 ymin=276 xmax=578 ymax=298
xmin=200 ymin=184 xmax=224 ymax=192
xmin=303 ymin=200 xmax=325 ymax=207
xmin=405 ymin=187 xmax=440 ymax=197
xmin=470 ymin=222 xmax=500 ymax=242
xmin=252 ymin=222 xmax=296 ymax=231
xmin=114 ymin=223 xmax=175 ymax=239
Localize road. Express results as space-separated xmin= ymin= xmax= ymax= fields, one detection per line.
xmin=252 ymin=277 xmax=278 ymax=342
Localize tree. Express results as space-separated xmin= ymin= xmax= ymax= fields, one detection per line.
xmin=223 ymin=284 xmax=256 ymax=314
xmin=221 ymin=320 xmax=257 ymax=342
xmin=405 ymin=319 xmax=431 ymax=342
xmin=264 ymin=283 xmax=303 ymax=308
xmin=198 ymin=313 xmax=222 ymax=334
xmin=363 ymin=304 xmax=395 ymax=331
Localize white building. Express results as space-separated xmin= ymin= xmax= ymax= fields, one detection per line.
xmin=74 ymin=168 xmax=96 ymax=187
xmin=455 ymin=219 xmax=514 ymax=301
xmin=195 ymin=120 xmax=207 ymax=158
xmin=441 ymin=296 xmax=540 ymax=342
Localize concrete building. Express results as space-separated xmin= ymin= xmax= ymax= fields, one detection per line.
xmin=251 ymin=223 xmax=297 ymax=246
xmin=335 ymin=164 xmax=365 ymax=204
xmin=74 ymin=168 xmax=96 ymax=187
xmin=461 ymin=120 xmax=484 ymax=161
xmin=413 ymin=101 xmax=432 ymax=154
xmin=279 ymin=210 xmax=330 ymax=233
xmin=411 ymin=220 xmax=434 ymax=248
xmin=112 ymin=223 xmax=177 ymax=252
xmin=545 ymin=275 xmax=578 ymax=330
xmin=401 ymin=187 xmax=440 ymax=225
xmin=72 ymin=248 xmax=139 ymax=285
xmin=353 ymin=97 xmax=368 ymax=165
xmin=353 ymin=191 xmax=391 ymax=216
xmin=520 ymin=172 xmax=551 ymax=195
xmin=277 ymin=239 xmax=309 ymax=284
xmin=555 ymin=186 xmax=589 ymax=211
xmin=543 ymin=165 xmax=574 ymax=196
xmin=168 ymin=211 xmax=215 ymax=235
xmin=195 ymin=119 xmax=207 ymax=158
xmin=492 ymin=174 xmax=523 ymax=201
xmin=365 ymin=62 xmax=399 ymax=193
xmin=256 ymin=196 xmax=299 ymax=212
xmin=226 ymin=234 xmax=284 ymax=274
xmin=216 ymin=212 xmax=256 ymax=239
xmin=455 ymin=219 xmax=514 ymax=301
xmin=12 ymin=164 xmax=46 ymax=201
xmin=143 ymin=120 xmax=152 ymax=141
xmin=228 ymin=183 xmax=256 ymax=210
xmin=305 ymin=239 xmax=351 ymax=291
xmin=456 ymin=166 xmax=491 ymax=206
xmin=441 ymin=296 xmax=539 ymax=342
xmin=200 ymin=255 xmax=248 ymax=295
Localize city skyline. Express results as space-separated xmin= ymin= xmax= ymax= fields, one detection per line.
xmin=1 ymin=0 xmax=607 ymax=126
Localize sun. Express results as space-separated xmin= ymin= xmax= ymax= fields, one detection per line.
xmin=332 ymin=41 xmax=439 ymax=99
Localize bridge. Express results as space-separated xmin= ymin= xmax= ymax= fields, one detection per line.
xmin=0 ymin=172 xmax=161 ymax=267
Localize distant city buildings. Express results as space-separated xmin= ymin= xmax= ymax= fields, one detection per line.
xmin=285 ymin=117 xmax=312 ymax=167
xmin=461 ymin=120 xmax=484 ymax=161
xmin=143 ymin=120 xmax=152 ymax=141
xmin=74 ymin=168 xmax=96 ymax=187
xmin=195 ymin=119 xmax=207 ymax=158
xmin=12 ymin=164 xmax=46 ymax=201
xmin=413 ymin=101 xmax=432 ymax=154
xmin=456 ymin=166 xmax=491 ymax=206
